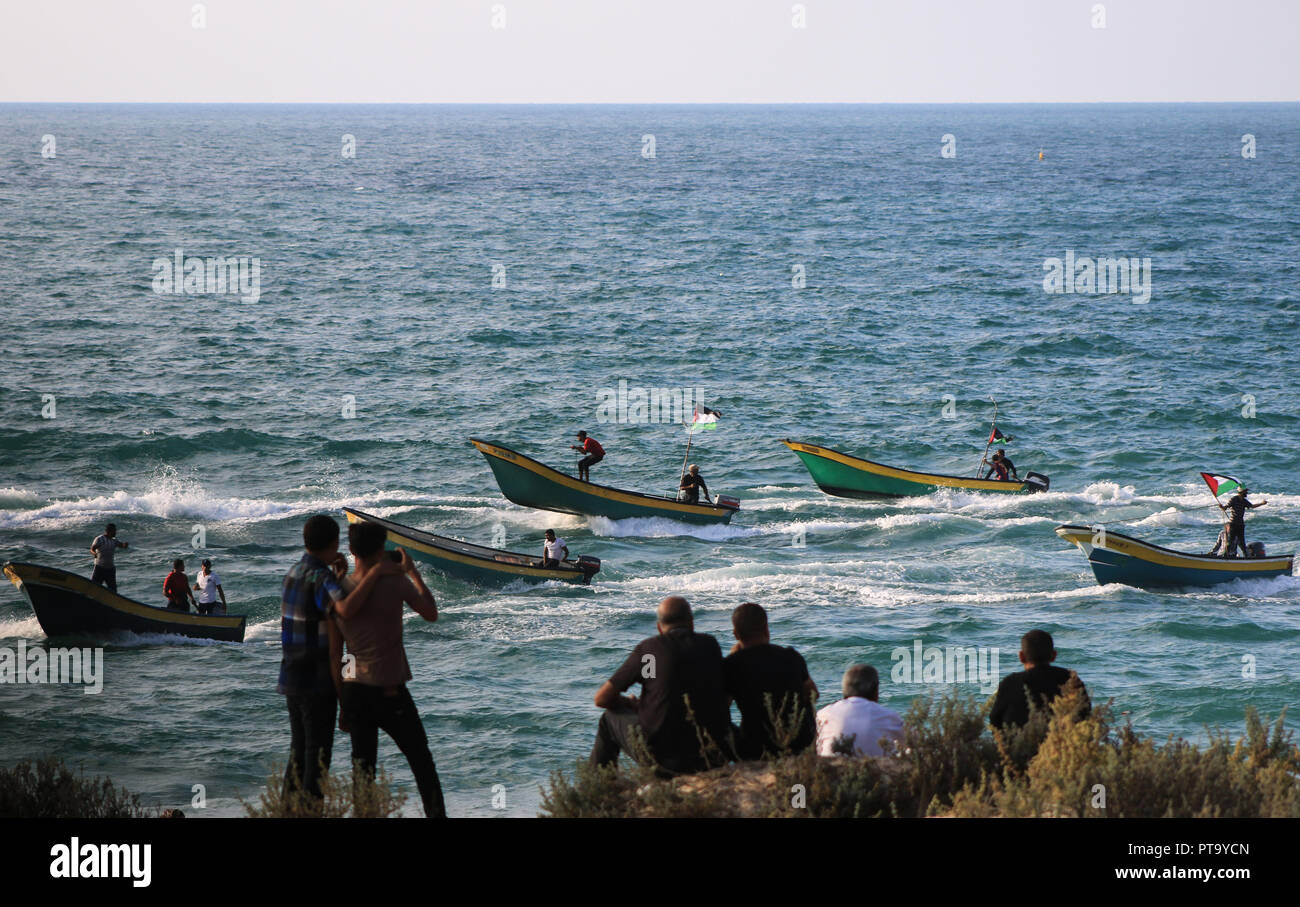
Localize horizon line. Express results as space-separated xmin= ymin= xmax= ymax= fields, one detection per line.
xmin=3 ymin=100 xmax=1299 ymax=106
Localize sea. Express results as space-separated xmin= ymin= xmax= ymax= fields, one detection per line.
xmin=0 ymin=104 xmax=1297 ymax=817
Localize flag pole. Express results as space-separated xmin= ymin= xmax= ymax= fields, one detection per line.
xmin=975 ymin=399 xmax=998 ymax=478
xmin=678 ymin=419 xmax=695 ymax=492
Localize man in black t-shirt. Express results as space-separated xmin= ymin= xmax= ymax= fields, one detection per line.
xmin=590 ymin=596 xmax=732 ymax=775
xmin=989 ymin=629 xmax=1090 ymax=729
xmin=678 ymin=464 xmax=712 ymax=505
xmin=723 ymin=603 xmax=818 ymax=759
xmin=1214 ymin=486 xmax=1267 ymax=559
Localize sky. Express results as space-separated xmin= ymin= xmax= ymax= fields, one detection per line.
xmin=1 ymin=0 xmax=1297 ymax=103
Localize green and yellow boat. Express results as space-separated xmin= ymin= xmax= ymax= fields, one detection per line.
xmin=782 ymin=439 xmax=1050 ymax=499
xmin=343 ymin=508 xmax=600 ymax=585
xmin=4 ymin=562 xmax=247 ymax=642
xmin=470 ymin=439 xmax=740 ymax=525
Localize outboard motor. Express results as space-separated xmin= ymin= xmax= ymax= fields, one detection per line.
xmin=1247 ymin=542 xmax=1266 ymax=559
xmin=576 ymin=555 xmax=601 ymax=583
xmin=1023 ymin=472 xmax=1050 ymax=493
xmin=716 ymin=495 xmax=741 ymax=510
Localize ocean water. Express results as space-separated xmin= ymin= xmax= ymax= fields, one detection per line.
xmin=0 ymin=104 xmax=1297 ymax=817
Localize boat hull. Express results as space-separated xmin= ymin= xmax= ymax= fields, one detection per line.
xmin=470 ymin=439 xmax=738 ymax=525
xmin=343 ymin=508 xmax=597 ymax=586
xmin=1054 ymin=524 xmax=1294 ymax=589
xmin=782 ymin=440 xmax=1044 ymax=498
xmin=4 ymin=563 xmax=247 ymax=642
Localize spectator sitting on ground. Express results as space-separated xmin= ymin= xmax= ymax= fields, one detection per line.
xmin=815 ymin=664 xmax=904 ymax=757
xmin=723 ymin=602 xmax=818 ymax=759
xmin=988 ymin=629 xmax=1090 ymax=730
xmin=590 ymin=596 xmax=733 ymax=775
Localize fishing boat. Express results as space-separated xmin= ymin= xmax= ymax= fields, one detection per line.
xmin=470 ymin=439 xmax=740 ymax=525
xmin=782 ymin=440 xmax=1050 ymax=499
xmin=3 ymin=562 xmax=246 ymax=642
xmin=1054 ymin=524 xmax=1294 ymax=589
xmin=343 ymin=508 xmax=600 ymax=585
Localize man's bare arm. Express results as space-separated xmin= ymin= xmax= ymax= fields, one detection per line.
xmin=594 ymin=680 xmax=636 ymax=711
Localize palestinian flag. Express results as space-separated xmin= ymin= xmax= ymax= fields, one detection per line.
xmin=1201 ymin=472 xmax=1243 ymax=498
xmin=987 ymin=428 xmax=1013 ymax=446
xmin=691 ymin=405 xmax=721 ymax=430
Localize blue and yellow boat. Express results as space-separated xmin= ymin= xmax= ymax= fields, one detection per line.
xmin=3 ymin=562 xmax=247 ymax=642
xmin=470 ymin=439 xmax=740 ymax=525
xmin=1054 ymin=524 xmax=1294 ymax=589
xmin=783 ymin=439 xmax=1050 ymax=498
xmin=343 ymin=508 xmax=600 ymax=585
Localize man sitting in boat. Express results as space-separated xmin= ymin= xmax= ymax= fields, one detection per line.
xmin=164 ymin=559 xmax=197 ymax=611
xmin=541 ymin=529 xmax=569 ymax=568
xmin=678 ymin=464 xmax=712 ymax=505
xmin=983 ymin=449 xmax=1019 ymax=482
xmin=570 ymin=431 xmax=604 ymax=482
xmin=1211 ymin=486 xmax=1267 ymax=559
xmin=591 ymin=596 xmax=733 ymax=775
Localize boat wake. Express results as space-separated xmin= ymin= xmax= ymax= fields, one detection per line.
xmin=0 ymin=615 xmax=44 ymax=640
xmin=585 ymin=515 xmax=759 ymax=540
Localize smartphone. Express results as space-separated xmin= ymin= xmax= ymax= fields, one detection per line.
xmin=387 ymin=549 xmax=403 ymax=563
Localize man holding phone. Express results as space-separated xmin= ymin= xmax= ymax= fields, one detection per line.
xmin=329 ymin=521 xmax=447 ymax=819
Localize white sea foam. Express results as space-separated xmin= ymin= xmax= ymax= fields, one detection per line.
xmin=585 ymin=515 xmax=760 ymax=540
xmin=0 ymin=615 xmax=44 ymax=639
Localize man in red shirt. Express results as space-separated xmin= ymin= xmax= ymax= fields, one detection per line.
xmin=570 ymin=430 xmax=605 ymax=482
xmin=164 ymin=559 xmax=196 ymax=611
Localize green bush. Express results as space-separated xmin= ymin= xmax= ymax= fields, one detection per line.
xmin=0 ymin=757 xmax=156 ymax=818
xmin=244 ymin=760 xmax=408 ymax=818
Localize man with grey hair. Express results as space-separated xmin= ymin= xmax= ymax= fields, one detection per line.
xmin=815 ymin=664 xmax=904 ymax=757
xmin=591 ymin=595 xmax=732 ymax=775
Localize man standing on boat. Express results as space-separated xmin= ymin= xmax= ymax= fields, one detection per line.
xmin=541 ymin=529 xmax=569 ymax=568
xmin=570 ymin=430 xmax=604 ymax=482
xmin=1215 ymin=486 xmax=1267 ymax=558
xmin=194 ymin=559 xmax=227 ymax=615
xmin=678 ymin=464 xmax=712 ymax=505
xmin=164 ymin=559 xmax=197 ymax=611
xmin=89 ymin=523 xmax=128 ymax=592
xmin=983 ymin=449 xmax=1019 ymax=482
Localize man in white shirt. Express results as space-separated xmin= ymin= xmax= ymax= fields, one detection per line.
xmin=193 ymin=559 xmax=227 ymax=615
xmin=541 ymin=529 xmax=569 ymax=569
xmin=815 ymin=664 xmax=905 ymax=757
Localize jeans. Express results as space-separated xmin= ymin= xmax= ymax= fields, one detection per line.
xmin=590 ymin=705 xmax=646 ymax=768
xmin=284 ymin=690 xmax=337 ymax=800
xmin=90 ymin=565 xmax=117 ymax=592
xmin=341 ymin=683 xmax=447 ymax=819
